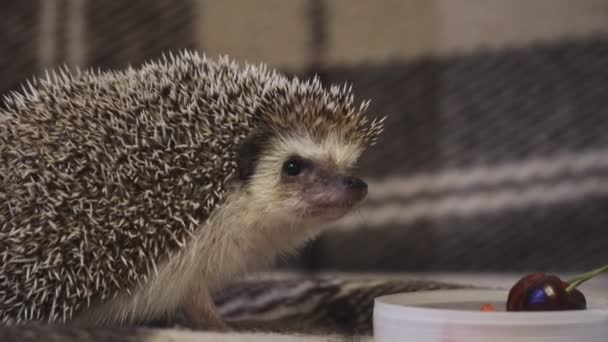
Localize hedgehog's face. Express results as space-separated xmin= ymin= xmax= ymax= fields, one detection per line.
xmin=236 ymin=130 xmax=368 ymax=225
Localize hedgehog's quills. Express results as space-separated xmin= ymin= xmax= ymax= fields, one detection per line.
xmin=0 ymin=51 xmax=386 ymax=329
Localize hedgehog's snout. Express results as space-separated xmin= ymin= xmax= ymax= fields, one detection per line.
xmin=294 ymin=170 xmax=368 ymax=220
xmin=308 ymin=174 xmax=368 ymax=211
xmin=341 ymin=176 xmax=368 ymax=205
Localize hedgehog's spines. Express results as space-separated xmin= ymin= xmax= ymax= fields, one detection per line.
xmin=0 ymin=50 xmax=385 ymax=324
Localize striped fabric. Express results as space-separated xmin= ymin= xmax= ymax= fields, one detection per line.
xmin=0 ymin=274 xmax=469 ymax=339
xmin=2 ymin=1 xmax=608 ymax=338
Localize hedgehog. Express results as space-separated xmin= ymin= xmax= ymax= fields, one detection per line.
xmin=0 ymin=51 xmax=385 ymax=330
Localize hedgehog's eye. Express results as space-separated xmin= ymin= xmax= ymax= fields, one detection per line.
xmin=283 ymin=157 xmax=305 ymax=176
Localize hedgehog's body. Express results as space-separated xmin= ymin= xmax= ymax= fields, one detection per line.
xmin=0 ymin=51 xmax=384 ymax=328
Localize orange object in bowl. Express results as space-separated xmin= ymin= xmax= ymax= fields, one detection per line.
xmin=480 ymin=303 xmax=496 ymax=311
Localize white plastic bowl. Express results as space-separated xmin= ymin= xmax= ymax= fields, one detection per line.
xmin=373 ymin=289 xmax=608 ymax=342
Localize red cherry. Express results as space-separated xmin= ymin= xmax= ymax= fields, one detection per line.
xmin=558 ymin=280 xmax=586 ymax=309
xmin=506 ymin=272 xmax=545 ymax=311
xmin=507 ymin=265 xmax=607 ymax=312
xmin=566 ymin=287 xmax=587 ymax=310
xmin=507 ymin=273 xmax=586 ymax=311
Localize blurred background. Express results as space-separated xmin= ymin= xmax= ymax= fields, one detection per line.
xmin=2 ymin=0 xmax=608 ymax=274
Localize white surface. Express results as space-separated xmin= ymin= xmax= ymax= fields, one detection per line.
xmin=374 ymin=289 xmax=608 ymax=342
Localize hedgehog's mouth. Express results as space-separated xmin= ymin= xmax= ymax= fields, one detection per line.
xmin=304 ymin=196 xmax=367 ymax=220
xmin=299 ymin=175 xmax=368 ymax=220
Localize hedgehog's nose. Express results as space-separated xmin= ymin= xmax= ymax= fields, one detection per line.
xmin=343 ymin=176 xmax=368 ymax=203
xmin=344 ymin=176 xmax=367 ymax=190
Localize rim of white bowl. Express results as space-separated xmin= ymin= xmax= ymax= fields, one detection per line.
xmin=374 ymin=289 xmax=608 ymax=326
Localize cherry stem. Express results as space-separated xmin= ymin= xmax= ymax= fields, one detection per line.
xmin=566 ymin=264 xmax=608 ymax=292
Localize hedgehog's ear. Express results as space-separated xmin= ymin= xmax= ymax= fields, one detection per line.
xmin=236 ymin=129 xmax=270 ymax=181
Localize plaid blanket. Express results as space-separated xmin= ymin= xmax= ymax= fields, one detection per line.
xmin=0 ymin=274 xmax=469 ymax=341
xmin=1 ymin=0 xmax=608 ymax=340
